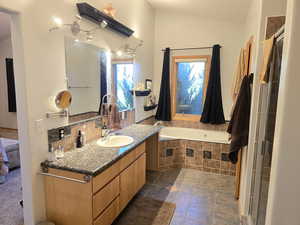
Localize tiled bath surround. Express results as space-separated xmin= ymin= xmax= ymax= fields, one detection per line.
xmin=160 ymin=140 xmax=236 ymax=176
xmin=48 ymin=117 xmax=102 ymax=152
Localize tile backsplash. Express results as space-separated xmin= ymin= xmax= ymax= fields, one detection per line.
xmin=48 ymin=117 xmax=102 ymax=152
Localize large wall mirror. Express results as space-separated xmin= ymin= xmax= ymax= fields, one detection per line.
xmin=65 ymin=36 xmax=107 ymax=122
xmin=64 ymin=36 xmax=136 ymax=124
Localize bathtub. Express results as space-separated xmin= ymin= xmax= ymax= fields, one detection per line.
xmin=159 ymin=126 xmax=230 ymax=144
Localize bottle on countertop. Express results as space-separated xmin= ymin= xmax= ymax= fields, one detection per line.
xmin=101 ymin=123 xmax=107 ymax=137
xmin=76 ymin=130 xmax=83 ymax=148
xmin=47 ymin=144 xmax=56 ymax=162
xmin=55 ymin=144 xmax=64 ymax=159
xmin=59 ymin=129 xmax=64 ymax=140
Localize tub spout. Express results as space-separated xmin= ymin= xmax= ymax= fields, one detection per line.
xmin=154 ymin=121 xmax=163 ymax=126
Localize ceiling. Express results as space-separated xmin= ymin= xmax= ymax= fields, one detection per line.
xmin=147 ymin=0 xmax=252 ymax=22
xmin=0 ymin=12 xmax=11 ymax=40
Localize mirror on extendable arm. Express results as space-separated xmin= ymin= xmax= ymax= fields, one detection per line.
xmin=46 ymin=90 xmax=72 ymax=118
xmin=55 ymin=90 xmax=72 ymax=109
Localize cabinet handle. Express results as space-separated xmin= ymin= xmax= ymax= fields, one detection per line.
xmin=38 ymin=172 xmax=91 ymax=184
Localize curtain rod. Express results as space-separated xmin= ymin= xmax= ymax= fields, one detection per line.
xmin=161 ymin=46 xmax=222 ymax=52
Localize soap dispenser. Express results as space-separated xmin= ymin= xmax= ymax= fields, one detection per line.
xmin=76 ymin=130 xmax=83 ymax=148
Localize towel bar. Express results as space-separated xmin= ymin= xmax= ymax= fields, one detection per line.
xmin=38 ymin=172 xmax=91 ymax=184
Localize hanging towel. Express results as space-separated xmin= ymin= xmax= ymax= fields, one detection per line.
xmin=227 ymin=74 xmax=253 ymax=164
xmin=232 ymin=49 xmax=246 ymax=101
xmin=109 ymin=103 xmax=121 ymax=129
xmin=201 ymin=44 xmax=225 ymax=124
xmin=260 ymin=36 xmax=275 ymax=83
xmin=155 ymin=48 xmax=171 ymax=121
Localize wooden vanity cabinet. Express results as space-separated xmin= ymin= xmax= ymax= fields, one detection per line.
xmin=120 ymin=153 xmax=146 ymax=211
xmin=44 ymin=142 xmax=146 ymax=225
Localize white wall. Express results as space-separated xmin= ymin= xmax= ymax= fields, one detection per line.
xmin=0 ymin=1 xmax=155 ymax=224
xmin=153 ymin=10 xmax=245 ymax=120
xmin=0 ymin=36 xmax=18 ymax=129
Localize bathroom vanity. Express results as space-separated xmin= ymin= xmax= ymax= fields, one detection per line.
xmin=41 ymin=125 xmax=160 ymax=225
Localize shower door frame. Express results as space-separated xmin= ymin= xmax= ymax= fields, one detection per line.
xmin=247 ymin=28 xmax=285 ymax=225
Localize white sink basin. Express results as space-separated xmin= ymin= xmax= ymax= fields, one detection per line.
xmin=97 ymin=135 xmax=134 ymax=148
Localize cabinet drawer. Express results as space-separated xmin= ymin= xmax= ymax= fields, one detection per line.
xmin=94 ymin=196 xmax=120 ymax=225
xmin=120 ymin=142 xmax=146 ymax=171
xmin=120 ymin=149 xmax=136 ymax=171
xmin=93 ymin=161 xmax=120 ymax=194
xmin=93 ymin=176 xmax=120 ymax=219
xmin=135 ymin=142 xmax=146 ymax=158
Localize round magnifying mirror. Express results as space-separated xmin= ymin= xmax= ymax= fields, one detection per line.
xmin=55 ymin=90 xmax=72 ymax=110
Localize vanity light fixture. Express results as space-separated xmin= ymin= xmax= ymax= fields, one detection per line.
xmin=49 ymin=15 xmax=106 ymax=42
xmin=53 ymin=17 xmax=63 ymax=27
xmin=114 ymin=39 xmax=144 ymax=57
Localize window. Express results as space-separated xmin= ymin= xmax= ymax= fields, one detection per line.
xmin=171 ymin=55 xmax=211 ymax=121
xmin=113 ymin=62 xmax=134 ymax=112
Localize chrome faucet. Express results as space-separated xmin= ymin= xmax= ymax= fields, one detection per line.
xmin=102 ymin=129 xmax=114 ymax=141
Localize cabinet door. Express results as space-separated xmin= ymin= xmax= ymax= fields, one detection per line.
xmin=135 ymin=153 xmax=146 ymax=193
xmin=119 ymin=154 xmax=146 ymax=212
xmin=119 ymin=160 xmax=136 ymax=211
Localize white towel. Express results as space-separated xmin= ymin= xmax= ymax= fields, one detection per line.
xmin=0 ymin=139 xmax=9 ymax=162
xmin=0 ymin=139 xmax=9 ymax=177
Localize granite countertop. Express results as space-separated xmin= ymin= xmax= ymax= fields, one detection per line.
xmin=41 ymin=124 xmax=161 ymax=177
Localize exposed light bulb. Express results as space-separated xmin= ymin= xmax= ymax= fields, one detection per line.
xmin=100 ymin=20 xmax=108 ymax=28
xmin=75 ymin=15 xmax=82 ymax=20
xmin=53 ymin=17 xmax=63 ymax=27
xmin=116 ymin=50 xmax=123 ymax=57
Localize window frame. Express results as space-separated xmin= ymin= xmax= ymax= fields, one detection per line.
xmin=111 ymin=59 xmax=135 ymax=112
xmin=171 ymin=55 xmax=211 ymax=121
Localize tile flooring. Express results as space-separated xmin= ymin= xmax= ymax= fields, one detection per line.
xmin=0 ymin=168 xmax=23 ymax=225
xmin=0 ymin=168 xmax=239 ymax=225
xmin=140 ymin=168 xmax=240 ymax=225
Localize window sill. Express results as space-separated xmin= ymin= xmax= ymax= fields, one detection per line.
xmin=172 ymin=114 xmax=201 ymax=122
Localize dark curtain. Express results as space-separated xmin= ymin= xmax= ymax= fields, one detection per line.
xmin=6 ymin=58 xmax=17 ymax=112
xmin=200 ymin=44 xmax=225 ymax=124
xmin=155 ymin=48 xmax=171 ymax=121
xmin=99 ymin=52 xmax=107 ymax=114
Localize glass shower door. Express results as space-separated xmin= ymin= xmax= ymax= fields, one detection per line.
xmin=248 ymin=38 xmax=283 ymax=225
